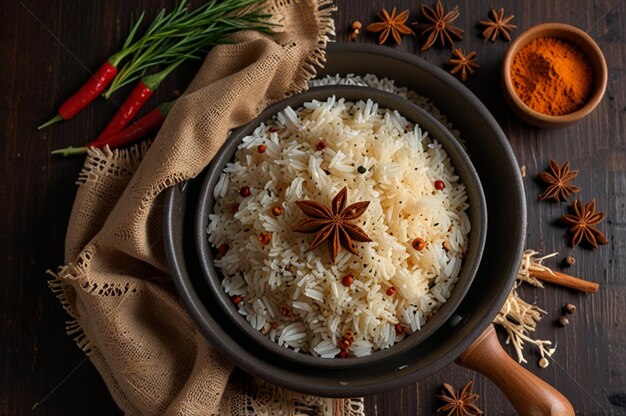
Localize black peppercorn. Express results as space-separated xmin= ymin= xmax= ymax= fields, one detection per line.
xmin=357 ymin=166 xmax=366 ymax=174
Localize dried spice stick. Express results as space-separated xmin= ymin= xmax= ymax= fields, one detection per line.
xmin=529 ymin=269 xmax=599 ymax=293
xmin=519 ymin=250 xmax=599 ymax=293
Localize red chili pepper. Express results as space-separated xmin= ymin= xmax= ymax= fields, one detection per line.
xmin=93 ymin=60 xmax=183 ymax=142
xmin=94 ymin=81 xmax=154 ymax=142
xmin=38 ymin=13 xmax=148 ymax=130
xmin=51 ymin=100 xmax=175 ymax=156
xmin=38 ymin=62 xmax=118 ymax=129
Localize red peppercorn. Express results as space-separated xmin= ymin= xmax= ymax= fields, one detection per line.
xmin=280 ymin=306 xmax=292 ymax=317
xmin=412 ymin=238 xmax=427 ymax=251
xmin=394 ymin=323 xmax=405 ymax=335
xmin=258 ymin=232 xmax=271 ymax=246
xmin=271 ymin=321 xmax=278 ymax=329
xmin=316 ymin=140 xmax=328 ymax=151
xmin=271 ymin=206 xmax=283 ymax=216
xmin=240 ymin=186 xmax=251 ymax=197
xmin=434 ymin=180 xmax=445 ymax=190
xmin=342 ymin=274 xmax=354 ymax=287
xmin=257 ymin=144 xmax=267 ymax=153
xmin=232 ymin=295 xmax=242 ymax=305
xmin=338 ymin=337 xmax=351 ymax=349
xmin=386 ymin=286 xmax=396 ymax=296
xmin=218 ymin=244 xmax=229 ymax=256
xmin=344 ymin=330 xmax=355 ymax=343
xmin=230 ymin=203 xmax=239 ymax=213
xmin=338 ymin=349 xmax=348 ymax=358
xmin=268 ymin=126 xmax=278 ymax=133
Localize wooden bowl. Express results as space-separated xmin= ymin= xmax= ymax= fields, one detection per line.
xmin=502 ymin=23 xmax=607 ymax=128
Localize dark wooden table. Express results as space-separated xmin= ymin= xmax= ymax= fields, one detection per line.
xmin=2 ymin=0 xmax=625 ymax=414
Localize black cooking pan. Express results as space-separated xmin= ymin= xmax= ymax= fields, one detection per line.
xmin=163 ymin=44 xmax=574 ymax=414
xmin=194 ymin=85 xmax=488 ymax=369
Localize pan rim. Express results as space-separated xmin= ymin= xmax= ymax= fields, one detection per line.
xmin=163 ymin=42 xmax=526 ymax=397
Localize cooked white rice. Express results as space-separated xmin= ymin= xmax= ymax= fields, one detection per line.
xmin=207 ymin=95 xmax=470 ymax=358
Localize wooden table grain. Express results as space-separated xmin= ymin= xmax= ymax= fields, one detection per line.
xmin=1 ymin=0 xmax=625 ymax=414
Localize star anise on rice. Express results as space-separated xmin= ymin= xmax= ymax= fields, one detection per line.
xmin=293 ymin=187 xmax=372 ymax=262
xmin=414 ymin=0 xmax=464 ymax=51
xmin=366 ymin=7 xmax=414 ymax=45
xmin=437 ymin=381 xmax=483 ymax=416
xmin=447 ymin=49 xmax=479 ymax=81
xmin=479 ymin=8 xmax=517 ymax=42
xmin=561 ymin=199 xmax=608 ymax=249
xmin=538 ymin=160 xmax=581 ymax=202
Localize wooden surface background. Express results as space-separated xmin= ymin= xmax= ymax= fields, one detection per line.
xmin=1 ymin=0 xmax=625 ymax=414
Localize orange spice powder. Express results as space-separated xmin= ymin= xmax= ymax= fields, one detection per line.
xmin=511 ymin=37 xmax=594 ymax=116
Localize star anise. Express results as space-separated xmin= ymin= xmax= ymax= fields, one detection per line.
xmin=479 ymin=8 xmax=517 ymax=42
xmin=414 ymin=0 xmax=464 ymax=51
xmin=293 ymin=187 xmax=372 ymax=262
xmin=447 ymin=49 xmax=479 ymax=82
xmin=561 ymin=199 xmax=608 ymax=249
xmin=538 ymin=160 xmax=581 ymax=202
xmin=366 ymin=7 xmax=414 ymax=45
xmin=437 ymin=381 xmax=483 ymax=415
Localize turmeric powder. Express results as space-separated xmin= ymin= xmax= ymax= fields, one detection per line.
xmin=511 ymin=37 xmax=593 ymax=116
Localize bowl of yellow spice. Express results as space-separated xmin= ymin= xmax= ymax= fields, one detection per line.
xmin=502 ymin=23 xmax=607 ymax=128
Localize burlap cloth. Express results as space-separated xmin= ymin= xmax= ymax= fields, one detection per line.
xmin=50 ymin=1 xmax=365 ymax=414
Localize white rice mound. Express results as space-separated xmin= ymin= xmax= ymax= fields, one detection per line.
xmin=207 ymin=96 xmax=470 ymax=358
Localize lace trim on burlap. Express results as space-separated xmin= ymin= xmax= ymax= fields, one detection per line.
xmin=290 ymin=0 xmax=336 ymax=95
xmin=48 ymin=242 xmax=98 ymax=353
xmin=48 ymin=142 xmax=150 ymax=354
xmin=77 ymin=143 xmax=150 ymax=186
xmin=221 ymin=377 xmax=364 ymax=416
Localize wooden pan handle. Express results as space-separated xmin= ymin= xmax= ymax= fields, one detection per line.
xmin=456 ymin=324 xmax=574 ymax=416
